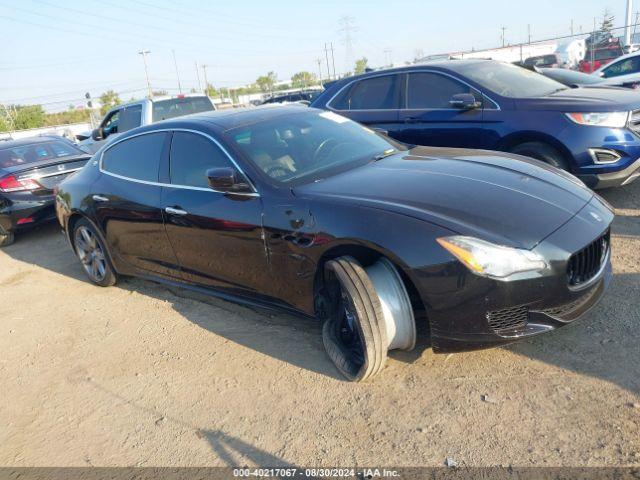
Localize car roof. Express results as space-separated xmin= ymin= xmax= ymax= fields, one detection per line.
xmin=0 ymin=135 xmax=71 ymax=150
xmin=151 ymin=104 xmax=313 ymax=131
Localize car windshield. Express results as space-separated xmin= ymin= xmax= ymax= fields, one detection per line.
xmin=0 ymin=139 xmax=84 ymax=169
xmin=228 ymin=110 xmax=402 ymax=185
xmin=541 ymin=68 xmax=603 ymax=85
xmin=152 ymin=97 xmax=214 ymax=122
xmin=452 ymin=61 xmax=567 ymax=97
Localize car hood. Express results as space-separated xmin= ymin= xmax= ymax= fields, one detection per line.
xmin=514 ymin=86 xmax=640 ymax=111
xmin=296 ymin=146 xmax=594 ymax=249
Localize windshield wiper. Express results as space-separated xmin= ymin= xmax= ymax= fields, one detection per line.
xmin=373 ymin=148 xmax=397 ymax=161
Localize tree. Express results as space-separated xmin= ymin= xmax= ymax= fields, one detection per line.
xmin=354 ymin=57 xmax=368 ymax=75
xmin=205 ymin=83 xmax=218 ymax=98
xmin=99 ymin=90 xmax=121 ymax=115
xmin=600 ymin=8 xmax=614 ymax=33
xmin=256 ymin=71 xmax=277 ymax=93
xmin=13 ymin=105 xmax=45 ymax=130
xmin=291 ymin=71 xmax=316 ymax=89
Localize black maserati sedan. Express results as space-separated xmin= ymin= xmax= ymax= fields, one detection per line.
xmin=0 ymin=136 xmax=91 ymax=246
xmin=55 ymin=106 xmax=613 ymax=381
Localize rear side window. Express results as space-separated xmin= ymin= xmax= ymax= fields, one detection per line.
xmin=101 ymin=132 xmax=167 ymax=182
xmin=118 ymin=105 xmax=142 ymax=132
xmin=406 ymin=72 xmax=480 ymax=109
xmin=152 ymin=97 xmax=214 ymax=122
xmin=331 ymin=75 xmax=400 ymax=110
xmin=169 ymin=131 xmax=235 ymax=189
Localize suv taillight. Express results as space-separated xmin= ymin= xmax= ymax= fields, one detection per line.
xmin=0 ymin=175 xmax=41 ymax=193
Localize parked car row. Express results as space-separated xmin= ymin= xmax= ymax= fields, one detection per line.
xmin=2 ymin=59 xmax=624 ymax=381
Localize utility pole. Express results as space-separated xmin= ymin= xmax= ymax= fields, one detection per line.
xmin=384 ymin=48 xmax=392 ymax=66
xmin=330 ymin=42 xmax=336 ymax=79
xmin=570 ymin=19 xmax=574 ymax=36
xmin=172 ymin=50 xmax=182 ymax=94
xmin=324 ymin=43 xmax=331 ymax=80
xmin=195 ymin=61 xmax=202 ymax=92
xmin=138 ymin=50 xmax=152 ymax=98
xmin=527 ymin=24 xmax=531 ymax=44
xmin=501 ymin=27 xmax=506 ymax=47
xmin=316 ymin=58 xmax=323 ymax=83
xmin=626 ymin=0 xmax=634 ymax=46
xmin=202 ymin=64 xmax=209 ymax=94
xmin=338 ymin=15 xmax=357 ymax=73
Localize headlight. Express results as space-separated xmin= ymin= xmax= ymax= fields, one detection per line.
xmin=565 ymin=111 xmax=629 ymax=128
xmin=437 ymin=236 xmax=548 ymax=279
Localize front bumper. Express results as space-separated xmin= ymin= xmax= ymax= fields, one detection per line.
xmin=420 ymin=195 xmax=615 ymax=353
xmin=0 ymin=194 xmax=56 ymax=233
xmin=579 ymin=156 xmax=640 ymax=189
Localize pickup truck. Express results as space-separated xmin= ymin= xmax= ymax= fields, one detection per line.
xmin=78 ymin=94 xmax=215 ymax=153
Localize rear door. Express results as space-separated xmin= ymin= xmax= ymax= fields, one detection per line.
xmin=161 ymin=130 xmax=267 ymax=296
xmin=395 ymin=71 xmax=489 ymax=148
xmin=328 ymin=73 xmax=402 ymax=137
xmin=93 ymin=131 xmax=180 ymax=278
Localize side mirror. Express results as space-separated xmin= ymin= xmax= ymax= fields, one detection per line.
xmin=449 ymin=93 xmax=481 ymax=110
xmin=206 ymin=167 xmax=253 ymax=194
xmin=91 ymin=127 xmax=104 ymax=141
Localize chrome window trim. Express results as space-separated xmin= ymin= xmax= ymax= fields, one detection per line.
xmin=326 ymin=69 xmax=501 ymax=112
xmin=98 ymin=127 xmax=260 ymax=197
xmin=22 ymin=167 xmax=83 ymax=180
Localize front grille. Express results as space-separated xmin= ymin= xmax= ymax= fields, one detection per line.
xmin=541 ymin=286 xmax=598 ymax=319
xmin=486 ymin=305 xmax=529 ymax=333
xmin=629 ymin=109 xmax=640 ymax=136
xmin=567 ymin=229 xmax=610 ymax=287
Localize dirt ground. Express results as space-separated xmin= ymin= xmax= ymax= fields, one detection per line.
xmin=0 ymin=181 xmax=638 ymax=469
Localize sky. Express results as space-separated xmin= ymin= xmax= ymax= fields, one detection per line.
xmin=0 ymin=0 xmax=631 ymax=111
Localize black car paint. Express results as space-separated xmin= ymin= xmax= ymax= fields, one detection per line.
xmin=56 ymin=107 xmax=613 ymax=352
xmin=0 ymin=137 xmax=91 ymax=235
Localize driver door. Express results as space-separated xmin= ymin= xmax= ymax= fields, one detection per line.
xmin=161 ymin=130 xmax=268 ymax=297
xmin=395 ymin=72 xmax=488 ymax=148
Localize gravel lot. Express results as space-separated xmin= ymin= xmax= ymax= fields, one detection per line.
xmin=0 ymin=181 xmax=638 ymax=468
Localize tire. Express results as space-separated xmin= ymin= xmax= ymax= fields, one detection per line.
xmin=322 ymin=256 xmax=388 ymax=382
xmin=509 ymin=141 xmax=569 ymax=171
xmin=72 ymin=218 xmax=117 ymax=287
xmin=0 ymin=225 xmax=14 ymax=247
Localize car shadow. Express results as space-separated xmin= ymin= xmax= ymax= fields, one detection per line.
xmin=86 ymin=379 xmax=302 ymax=468
xmin=1 ymin=202 xmax=638 ymax=393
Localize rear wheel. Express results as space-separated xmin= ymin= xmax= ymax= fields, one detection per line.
xmin=322 ymin=256 xmax=389 ymax=382
xmin=0 ymin=225 xmax=14 ymax=247
xmin=509 ymin=141 xmax=569 ymax=171
xmin=72 ymin=218 xmax=116 ymax=287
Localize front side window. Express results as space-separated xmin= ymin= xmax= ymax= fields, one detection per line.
xmin=406 ymin=72 xmax=480 ymax=109
xmin=102 ymin=109 xmax=120 ymax=137
xmin=603 ymin=57 xmax=640 ymax=78
xmin=229 ymin=110 xmax=403 ymax=185
xmin=331 ymin=75 xmax=400 ymax=110
xmin=169 ymin=132 xmax=236 ymax=189
xmin=101 ymin=132 xmax=167 ymax=182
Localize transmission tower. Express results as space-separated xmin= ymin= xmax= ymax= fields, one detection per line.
xmin=338 ymin=15 xmax=357 ymax=74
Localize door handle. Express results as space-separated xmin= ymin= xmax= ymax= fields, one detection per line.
xmin=165 ymin=206 xmax=188 ymax=216
xmin=404 ymin=117 xmax=420 ymax=123
xmin=92 ymin=195 xmax=109 ymax=202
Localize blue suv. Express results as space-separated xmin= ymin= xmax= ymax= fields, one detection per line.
xmin=311 ymin=60 xmax=640 ymax=189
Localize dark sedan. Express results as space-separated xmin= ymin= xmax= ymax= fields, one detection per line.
xmin=56 ymin=107 xmax=613 ymax=381
xmin=0 ymin=136 xmax=91 ymax=246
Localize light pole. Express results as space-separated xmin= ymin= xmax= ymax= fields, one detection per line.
xmin=202 ymin=64 xmax=209 ymax=95
xmin=172 ymin=50 xmax=182 ymax=94
xmin=138 ymin=50 xmax=152 ymax=98
xmin=626 ymin=0 xmax=634 ymax=46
